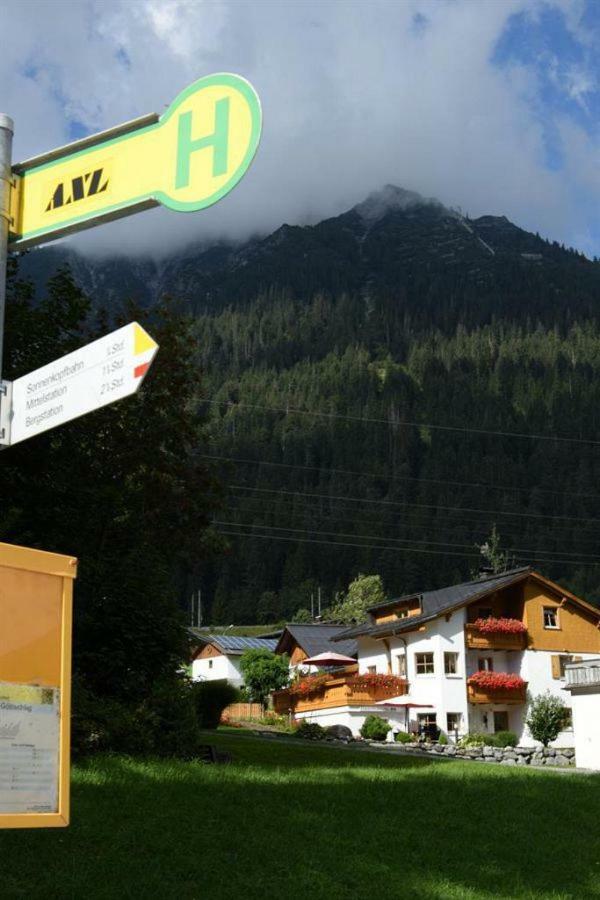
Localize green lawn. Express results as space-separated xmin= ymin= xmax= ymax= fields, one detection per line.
xmin=1 ymin=730 xmax=599 ymax=899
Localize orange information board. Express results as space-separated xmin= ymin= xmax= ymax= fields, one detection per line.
xmin=0 ymin=541 xmax=77 ymax=828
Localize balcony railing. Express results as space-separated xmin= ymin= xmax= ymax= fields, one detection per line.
xmin=273 ymin=674 xmax=408 ymax=715
xmin=465 ymin=623 xmax=527 ymax=651
xmin=566 ymin=664 xmax=600 ymax=689
xmin=467 ymin=682 xmax=527 ymax=705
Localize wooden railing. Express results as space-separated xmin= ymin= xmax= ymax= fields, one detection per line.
xmin=465 ymin=623 xmax=527 ymax=651
xmin=273 ymin=675 xmax=408 ymax=714
xmin=467 ymin=682 xmax=527 ymax=705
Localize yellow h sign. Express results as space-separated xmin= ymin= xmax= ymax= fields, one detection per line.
xmin=9 ymin=73 xmax=262 ymax=251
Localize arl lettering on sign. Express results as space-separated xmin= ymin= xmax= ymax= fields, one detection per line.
xmin=45 ymin=168 xmax=109 ymax=212
xmin=8 ymin=72 xmax=262 ymax=251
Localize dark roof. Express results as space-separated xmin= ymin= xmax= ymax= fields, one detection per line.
xmin=333 ymin=567 xmax=533 ymax=641
xmin=189 ymin=631 xmax=278 ymax=655
xmin=276 ymin=624 xmax=357 ymax=659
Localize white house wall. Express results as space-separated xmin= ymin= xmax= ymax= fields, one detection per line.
xmin=356 ymin=609 xmax=470 ymax=737
xmin=570 ymin=691 xmax=600 ymax=769
xmin=192 ymin=653 xmax=244 ymax=686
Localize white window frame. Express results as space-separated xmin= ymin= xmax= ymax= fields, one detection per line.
xmin=446 ymin=712 xmax=461 ymax=734
xmin=543 ymin=606 xmax=560 ymax=629
xmin=415 ymin=652 xmax=435 ymax=675
xmin=444 ymin=651 xmax=459 ymax=676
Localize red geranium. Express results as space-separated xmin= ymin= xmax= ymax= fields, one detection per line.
xmin=473 ymin=617 xmax=527 ymax=634
xmin=468 ymin=671 xmax=526 ymax=691
xmin=348 ymin=674 xmax=408 ymax=692
xmin=288 ymin=674 xmax=329 ymax=696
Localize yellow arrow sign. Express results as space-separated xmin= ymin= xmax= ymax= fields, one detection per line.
xmin=9 ymin=73 xmax=262 ymax=250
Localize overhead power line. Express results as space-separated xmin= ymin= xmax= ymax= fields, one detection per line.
xmin=229 ymin=483 xmax=600 ymax=525
xmin=200 ymin=452 xmax=600 ymax=502
xmin=207 ymin=398 xmax=600 ymax=447
xmin=213 ymin=517 xmax=600 ymax=563
xmin=214 ymin=526 xmax=600 ymax=568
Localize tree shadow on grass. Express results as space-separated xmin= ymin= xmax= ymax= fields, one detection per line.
xmin=1 ymin=747 xmax=599 ymax=900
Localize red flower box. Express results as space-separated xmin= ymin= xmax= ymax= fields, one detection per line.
xmin=288 ymin=674 xmax=329 ymax=696
xmin=473 ymin=617 xmax=527 ymax=635
xmin=467 ymin=671 xmax=525 ymax=691
xmin=348 ymin=674 xmax=407 ymax=692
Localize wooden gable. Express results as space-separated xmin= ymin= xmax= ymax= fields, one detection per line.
xmin=192 ymin=642 xmax=223 ymax=661
xmin=523 ymin=577 xmax=600 ymax=653
xmin=372 ymin=597 xmax=421 ymax=625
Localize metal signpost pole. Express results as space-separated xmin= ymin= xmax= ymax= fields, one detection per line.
xmin=0 ymin=114 xmax=14 ymax=436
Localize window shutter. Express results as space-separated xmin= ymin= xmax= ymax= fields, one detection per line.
xmin=551 ymin=655 xmax=561 ymax=679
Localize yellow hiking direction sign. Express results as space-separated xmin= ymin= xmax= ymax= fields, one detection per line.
xmin=8 ymin=73 xmax=262 ymax=250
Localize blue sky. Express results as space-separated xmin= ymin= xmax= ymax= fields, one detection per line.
xmin=0 ymin=0 xmax=598 ymax=258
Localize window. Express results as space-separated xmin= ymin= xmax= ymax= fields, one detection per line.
xmin=562 ymin=708 xmax=573 ymax=731
xmin=543 ymin=607 xmax=559 ymax=629
xmin=395 ymin=655 xmax=407 ymax=677
xmin=417 ymin=712 xmax=437 ymax=729
xmin=478 ymin=657 xmax=494 ymax=672
xmin=446 ymin=712 xmax=461 ymax=734
xmin=367 ymin=665 xmax=377 ymax=674
xmin=397 ymin=609 xmax=409 ymax=619
xmin=493 ymin=711 xmax=509 ymax=733
xmin=415 ymin=652 xmax=435 ymax=675
xmin=551 ymin=654 xmax=573 ymax=680
xmin=478 ymin=607 xmax=493 ymax=620
xmin=208 ymin=659 xmax=213 ymax=669
xmin=444 ymin=652 xmax=459 ymax=675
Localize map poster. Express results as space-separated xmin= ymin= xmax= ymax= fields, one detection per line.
xmin=0 ymin=683 xmax=60 ymax=814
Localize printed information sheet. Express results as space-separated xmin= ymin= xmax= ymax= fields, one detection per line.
xmin=0 ymin=682 xmax=60 ymax=814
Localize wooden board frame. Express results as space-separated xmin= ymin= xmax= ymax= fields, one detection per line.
xmin=0 ymin=541 xmax=77 ymax=829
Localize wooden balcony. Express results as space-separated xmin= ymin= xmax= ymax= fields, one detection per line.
xmin=467 ymin=682 xmax=527 ymax=705
xmin=273 ymin=675 xmax=408 ymax=714
xmin=465 ymin=623 xmax=527 ymax=651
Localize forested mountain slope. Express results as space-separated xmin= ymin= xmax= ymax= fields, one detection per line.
xmin=19 ymin=186 xmax=600 ymax=622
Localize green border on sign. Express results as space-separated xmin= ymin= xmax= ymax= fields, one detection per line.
xmin=11 ymin=72 xmax=262 ymax=246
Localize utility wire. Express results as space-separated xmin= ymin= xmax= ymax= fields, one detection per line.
xmin=214 ymin=516 xmax=600 ymax=562
xmin=228 ymin=483 xmax=600 ymax=525
xmin=200 ymin=452 xmax=600 ymax=502
xmin=207 ymin=399 xmax=600 ymax=447
xmin=214 ymin=526 xmax=600 ymax=568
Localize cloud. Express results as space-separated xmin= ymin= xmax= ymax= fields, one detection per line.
xmin=0 ymin=0 xmax=597 ymax=259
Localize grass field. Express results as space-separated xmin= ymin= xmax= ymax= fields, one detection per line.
xmin=1 ymin=729 xmax=599 ymax=900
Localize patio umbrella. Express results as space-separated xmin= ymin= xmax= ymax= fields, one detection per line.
xmin=301 ymin=652 xmax=357 ymax=667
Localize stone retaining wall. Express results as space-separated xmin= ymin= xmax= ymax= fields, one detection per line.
xmin=385 ymin=742 xmax=576 ymax=767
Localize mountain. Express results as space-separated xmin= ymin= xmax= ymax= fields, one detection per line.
xmin=14 ymin=186 xmax=600 ymax=623
xmin=19 ymin=184 xmax=598 ymax=323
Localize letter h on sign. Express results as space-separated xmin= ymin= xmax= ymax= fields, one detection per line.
xmin=175 ymin=97 xmax=230 ymax=189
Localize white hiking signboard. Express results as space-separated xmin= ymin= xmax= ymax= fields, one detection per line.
xmin=0 ymin=322 xmax=158 ymax=446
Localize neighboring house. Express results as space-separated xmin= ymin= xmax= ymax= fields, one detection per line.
xmin=275 ymin=624 xmax=357 ymax=672
xmin=565 ymin=658 xmax=600 ymax=769
xmin=274 ymin=567 xmax=600 ymax=744
xmin=190 ymin=634 xmax=278 ymax=686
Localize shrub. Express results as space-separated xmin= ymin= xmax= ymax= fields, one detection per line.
xmin=72 ymin=674 xmax=202 ymax=759
xmin=295 ymin=720 xmax=326 ymax=740
xmin=526 ymin=692 xmax=568 ymax=746
xmin=494 ymin=730 xmax=518 ymax=747
xmin=239 ymin=650 xmax=290 ymax=708
xmin=146 ymin=676 xmax=203 ymax=759
xmin=438 ymin=732 xmax=448 ymax=745
xmin=192 ymin=679 xmax=240 ymax=730
xmin=459 ymin=732 xmax=492 ymax=748
xmin=360 ymin=715 xmax=390 ymax=742
xmin=395 ymin=731 xmax=414 ymax=744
